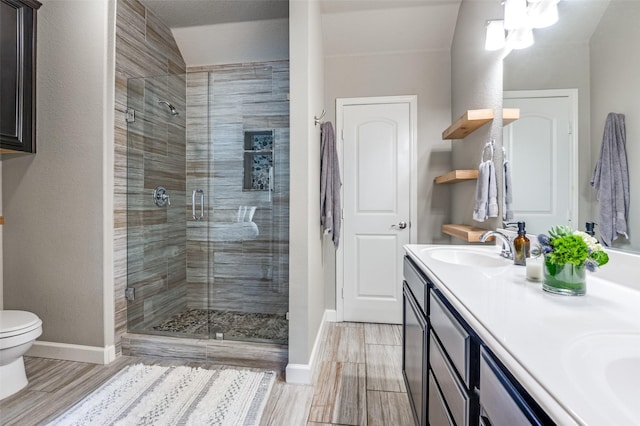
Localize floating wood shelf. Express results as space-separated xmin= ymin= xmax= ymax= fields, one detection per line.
xmin=442 ymin=224 xmax=493 ymax=243
xmin=434 ymin=170 xmax=478 ymax=184
xmin=503 ymin=108 xmax=520 ymax=125
xmin=442 ymin=109 xmax=494 ymax=140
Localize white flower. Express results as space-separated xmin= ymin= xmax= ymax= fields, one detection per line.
xmin=574 ymin=231 xmax=603 ymax=252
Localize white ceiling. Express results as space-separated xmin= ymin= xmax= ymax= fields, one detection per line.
xmin=322 ymin=1 xmax=462 ymax=56
xmin=139 ymin=0 xmax=289 ymax=28
xmin=140 ymin=0 xmax=463 ymax=57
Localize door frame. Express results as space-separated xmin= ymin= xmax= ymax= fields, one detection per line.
xmin=335 ymin=95 xmax=418 ymax=323
xmin=503 ymin=89 xmax=579 ymax=228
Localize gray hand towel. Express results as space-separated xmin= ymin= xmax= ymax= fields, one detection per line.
xmin=320 ymin=122 xmax=342 ymax=248
xmin=473 ymin=160 xmax=491 ymax=222
xmin=591 ymin=113 xmax=630 ymax=246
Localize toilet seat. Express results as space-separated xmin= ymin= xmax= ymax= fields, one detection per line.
xmin=0 ymin=311 xmax=42 ymax=339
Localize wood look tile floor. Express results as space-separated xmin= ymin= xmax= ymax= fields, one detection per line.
xmin=0 ymin=322 xmax=414 ymax=426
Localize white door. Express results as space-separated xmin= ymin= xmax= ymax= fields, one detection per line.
xmin=503 ymin=91 xmax=576 ymax=235
xmin=338 ymin=97 xmax=416 ymax=324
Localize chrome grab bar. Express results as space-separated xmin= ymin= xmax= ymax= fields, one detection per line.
xmin=192 ymin=188 xmax=204 ymax=221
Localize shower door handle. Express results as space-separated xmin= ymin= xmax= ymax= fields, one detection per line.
xmin=192 ymin=189 xmax=205 ymax=221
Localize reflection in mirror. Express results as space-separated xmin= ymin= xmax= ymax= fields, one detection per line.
xmin=503 ymin=0 xmax=639 ymax=253
xmin=503 ymin=89 xmax=578 ymax=233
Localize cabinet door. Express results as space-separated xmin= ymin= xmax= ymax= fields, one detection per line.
xmin=428 ymin=370 xmax=455 ymax=426
xmin=1 ymin=0 xmax=39 ymax=154
xmin=403 ymin=283 xmax=427 ymax=426
xmin=479 ymin=347 xmax=553 ymax=426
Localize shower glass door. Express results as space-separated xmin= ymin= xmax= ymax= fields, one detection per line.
xmin=125 ymin=72 xmax=208 ymax=337
xmin=206 ymin=62 xmax=289 ymax=345
xmin=126 ymin=62 xmax=289 ymax=345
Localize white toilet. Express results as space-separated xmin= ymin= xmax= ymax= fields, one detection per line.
xmin=0 ymin=310 xmax=42 ymax=400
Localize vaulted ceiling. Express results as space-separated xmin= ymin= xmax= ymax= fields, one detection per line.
xmin=140 ymin=0 xmax=463 ymax=56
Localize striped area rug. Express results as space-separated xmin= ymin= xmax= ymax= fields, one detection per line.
xmin=47 ymin=364 xmax=276 ymax=426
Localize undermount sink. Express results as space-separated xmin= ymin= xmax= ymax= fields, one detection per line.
xmin=564 ymin=332 xmax=640 ymax=423
xmin=422 ymin=248 xmax=511 ymax=268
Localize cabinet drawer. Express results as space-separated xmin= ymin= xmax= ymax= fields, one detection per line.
xmin=479 ymin=347 xmax=547 ymax=426
xmin=404 ymin=256 xmax=429 ymax=313
xmin=430 ymin=291 xmax=471 ymax=386
xmin=429 ymin=369 xmax=455 ymax=426
xmin=430 ymin=333 xmax=472 ymax=426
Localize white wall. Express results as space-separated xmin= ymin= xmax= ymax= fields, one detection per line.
xmin=2 ymin=0 xmax=115 ymax=351
xmin=288 ymin=0 xmax=326 ymax=376
xmin=172 ymin=18 xmax=289 ymax=67
xmin=323 ymin=50 xmax=453 ymax=308
xmin=450 ymin=0 xmax=504 ymax=231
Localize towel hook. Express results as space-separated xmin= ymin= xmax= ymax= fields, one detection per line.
xmin=314 ymin=109 xmax=326 ymax=126
xmin=481 ymin=139 xmax=495 ymax=163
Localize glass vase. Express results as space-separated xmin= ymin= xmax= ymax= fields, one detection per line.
xmin=542 ymin=256 xmax=586 ymax=296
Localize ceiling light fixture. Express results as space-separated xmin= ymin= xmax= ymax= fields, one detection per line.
xmin=485 ymin=20 xmax=506 ymax=51
xmin=510 ymin=27 xmax=535 ymax=49
xmin=485 ymin=0 xmax=561 ymax=52
xmin=504 ymin=0 xmax=528 ymax=30
xmin=529 ymin=0 xmax=560 ymax=29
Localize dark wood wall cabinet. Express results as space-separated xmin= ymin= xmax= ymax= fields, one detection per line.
xmin=1 ymin=0 xmax=41 ymax=157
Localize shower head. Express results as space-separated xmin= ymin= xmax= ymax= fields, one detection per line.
xmin=158 ymin=100 xmax=179 ymax=116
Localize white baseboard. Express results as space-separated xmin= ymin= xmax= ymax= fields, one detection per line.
xmin=285 ymin=309 xmax=336 ymax=385
xmin=26 ymin=341 xmax=116 ymax=364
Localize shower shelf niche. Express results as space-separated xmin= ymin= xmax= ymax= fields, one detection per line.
xmin=243 ymin=130 xmax=274 ymax=191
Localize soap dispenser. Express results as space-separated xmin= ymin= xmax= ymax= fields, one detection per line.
xmin=513 ymin=221 xmax=530 ymax=266
xmin=585 ymin=222 xmax=597 ymax=237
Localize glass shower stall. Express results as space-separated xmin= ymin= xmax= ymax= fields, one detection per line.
xmin=125 ymin=62 xmax=290 ymax=346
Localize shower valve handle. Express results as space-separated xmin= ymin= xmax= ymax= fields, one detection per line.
xmin=153 ymin=186 xmax=170 ymax=207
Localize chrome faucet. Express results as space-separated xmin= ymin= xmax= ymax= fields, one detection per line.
xmin=480 ymin=230 xmax=515 ymax=262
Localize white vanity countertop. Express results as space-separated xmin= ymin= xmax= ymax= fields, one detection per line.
xmin=404 ymin=244 xmax=640 ymax=426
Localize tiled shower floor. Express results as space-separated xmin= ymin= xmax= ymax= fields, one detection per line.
xmin=151 ymin=308 xmax=288 ymax=344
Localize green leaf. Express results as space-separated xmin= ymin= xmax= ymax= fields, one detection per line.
xmin=549 ymin=225 xmax=573 ymax=239
xmin=547 ymin=234 xmax=589 ymax=266
xmin=591 ymin=250 xmax=609 ymax=267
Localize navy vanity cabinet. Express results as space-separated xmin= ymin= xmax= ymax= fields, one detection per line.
xmin=428 ymin=289 xmax=479 ymax=426
xmin=479 ymin=347 xmax=555 ymax=426
xmin=404 ymin=283 xmax=427 ymax=425
xmin=402 ymin=256 xmax=430 ymax=426
xmin=404 ymin=251 xmax=555 ymax=426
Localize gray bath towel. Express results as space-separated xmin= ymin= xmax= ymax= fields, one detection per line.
xmin=503 ymin=160 xmax=514 ymax=221
xmin=591 ymin=113 xmax=630 ymax=246
xmin=473 ymin=160 xmax=497 ymax=222
xmin=320 ymin=122 xmax=342 ymax=248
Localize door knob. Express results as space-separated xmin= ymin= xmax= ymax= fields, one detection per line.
xmin=391 ymin=221 xmax=407 ymax=230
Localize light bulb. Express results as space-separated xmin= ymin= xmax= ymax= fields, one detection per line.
xmin=504 ymin=0 xmax=528 ymax=30
xmin=530 ymin=1 xmax=559 ymax=29
xmin=485 ymin=20 xmax=506 ymax=51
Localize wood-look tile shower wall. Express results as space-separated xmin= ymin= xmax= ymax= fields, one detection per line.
xmin=186 ymin=62 xmax=290 ymax=315
xmin=114 ymin=0 xmax=187 ymax=353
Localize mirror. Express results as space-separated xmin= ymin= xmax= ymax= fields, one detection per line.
xmin=503 ymin=0 xmax=639 ymax=253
